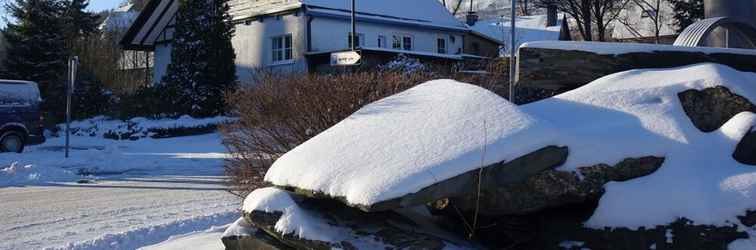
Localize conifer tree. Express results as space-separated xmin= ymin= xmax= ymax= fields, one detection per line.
xmin=2 ymin=0 xmax=69 ymax=121
xmin=162 ymin=0 xmax=237 ymax=117
xmin=669 ymin=0 xmax=704 ymax=32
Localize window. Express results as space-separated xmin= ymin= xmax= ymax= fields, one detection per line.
xmin=392 ymin=34 xmax=413 ymax=50
xmin=402 ymin=36 xmax=413 ymax=51
xmin=272 ymin=34 xmax=293 ymax=63
xmin=392 ymin=35 xmax=402 ymax=49
xmin=347 ymin=33 xmax=365 ymax=48
xmin=437 ymin=38 xmax=447 ymax=54
xmin=378 ymin=35 xmax=386 ymax=48
xmin=471 ymin=42 xmax=480 ymax=55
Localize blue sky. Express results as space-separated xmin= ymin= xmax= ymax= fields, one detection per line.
xmin=1 ymin=0 xmax=123 ymax=27
xmin=88 ymin=0 xmax=123 ymax=12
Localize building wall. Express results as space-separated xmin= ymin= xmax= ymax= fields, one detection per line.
xmin=309 ymin=17 xmax=466 ymax=56
xmin=153 ymin=43 xmax=172 ymax=83
xmin=232 ymin=11 xmax=308 ymax=83
xmin=612 ymin=0 xmax=677 ymax=40
xmin=464 ymin=34 xmax=500 ymax=58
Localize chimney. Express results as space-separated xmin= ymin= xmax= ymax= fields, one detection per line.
xmin=546 ymin=4 xmax=558 ymax=27
xmin=466 ymin=12 xmax=479 ymax=26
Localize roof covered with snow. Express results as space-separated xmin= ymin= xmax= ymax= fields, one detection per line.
xmin=265 ymin=80 xmax=558 ymax=207
xmin=520 ymin=41 xmax=756 ymax=56
xmin=124 ymin=0 xmax=467 ymax=50
xmin=100 ymin=10 xmax=139 ymax=32
xmin=471 ymin=14 xmax=564 ymax=50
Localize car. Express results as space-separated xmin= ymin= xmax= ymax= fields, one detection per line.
xmin=0 ymin=80 xmax=45 ymax=153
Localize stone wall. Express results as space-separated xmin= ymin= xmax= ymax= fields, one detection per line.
xmin=516 ymin=47 xmax=756 ymax=91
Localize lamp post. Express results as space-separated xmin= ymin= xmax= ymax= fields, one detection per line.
xmin=509 ymin=0 xmax=517 ymax=103
xmin=66 ymin=56 xmax=78 ymax=158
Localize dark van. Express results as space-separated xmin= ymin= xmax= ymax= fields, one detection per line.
xmin=0 ymin=80 xmax=45 ymax=153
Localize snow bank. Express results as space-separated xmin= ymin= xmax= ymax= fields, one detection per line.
xmin=265 ymin=80 xmax=559 ymax=207
xmin=0 ymin=131 xmax=229 ymax=187
xmin=520 ymin=41 xmax=756 ymax=56
xmin=518 ymin=63 xmax=756 ymax=232
xmin=0 ymin=161 xmax=77 ymax=186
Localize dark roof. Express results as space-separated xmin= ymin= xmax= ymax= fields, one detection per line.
xmin=120 ymin=0 xmax=163 ymax=50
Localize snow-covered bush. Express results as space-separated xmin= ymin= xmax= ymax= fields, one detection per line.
xmin=379 ymin=54 xmax=429 ymax=74
xmin=66 ymin=115 xmax=234 ymax=140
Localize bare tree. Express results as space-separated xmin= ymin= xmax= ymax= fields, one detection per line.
xmin=536 ymin=0 xmax=627 ymax=41
xmin=592 ymin=0 xmax=631 ymax=41
xmin=518 ymin=0 xmax=534 ymax=15
xmin=621 ymin=0 xmax=667 ymax=43
xmin=536 ymin=0 xmax=593 ymax=40
xmin=441 ymin=0 xmax=466 ymax=16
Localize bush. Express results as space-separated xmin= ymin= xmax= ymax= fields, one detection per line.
xmin=220 ymin=71 xmax=437 ymax=196
xmin=117 ymin=84 xmax=184 ymax=120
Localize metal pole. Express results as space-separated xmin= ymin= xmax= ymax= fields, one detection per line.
xmin=508 ymin=0 xmax=517 ymax=103
xmin=351 ymin=0 xmax=356 ymax=51
xmin=65 ymin=57 xmax=77 ymax=158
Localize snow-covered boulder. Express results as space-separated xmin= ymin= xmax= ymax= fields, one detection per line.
xmin=221 ymin=218 xmax=288 ymax=250
xmin=734 ymin=129 xmax=756 ymax=165
xmin=265 ymin=80 xmax=561 ymax=211
xmin=678 ymin=86 xmax=756 ymax=133
xmin=239 ymin=187 xmax=475 ymax=250
xmin=248 ymin=63 xmax=756 ymax=249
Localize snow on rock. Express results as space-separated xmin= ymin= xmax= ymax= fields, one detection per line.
xmin=221 ymin=218 xmax=258 ymax=238
xmin=242 ymin=187 xmax=384 ymax=246
xmin=520 ymin=41 xmax=756 ymax=56
xmin=263 ymin=63 xmax=756 ymax=244
xmin=518 ymin=64 xmax=756 ymax=232
xmin=265 ymin=80 xmax=559 ymax=207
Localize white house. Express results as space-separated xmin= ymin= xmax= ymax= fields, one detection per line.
xmin=469 ymin=11 xmax=571 ymax=55
xmin=121 ymin=0 xmax=501 ymax=84
xmin=612 ymin=0 xmax=678 ymax=43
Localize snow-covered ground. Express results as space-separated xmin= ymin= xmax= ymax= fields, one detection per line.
xmin=0 ymin=119 xmax=239 ymax=250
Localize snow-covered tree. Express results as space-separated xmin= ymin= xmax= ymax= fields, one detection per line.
xmin=162 ymin=0 xmax=237 ymax=117
xmin=669 ymin=0 xmax=703 ymax=33
xmin=2 ymin=0 xmax=69 ymax=120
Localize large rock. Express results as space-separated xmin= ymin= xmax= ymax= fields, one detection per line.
xmin=282 ymin=146 xmax=568 ymax=212
xmin=734 ymin=128 xmax=756 ymax=165
xmin=678 ymin=86 xmax=756 ymax=133
xmin=442 ymin=156 xmax=665 ymax=216
xmin=243 ymin=191 xmax=474 ymax=250
xmin=222 ymin=231 xmax=292 ymax=250
xmin=433 ymin=199 xmax=748 ymax=250
xmin=739 ymin=210 xmax=756 ymax=227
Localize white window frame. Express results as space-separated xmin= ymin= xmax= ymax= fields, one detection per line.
xmin=402 ymin=35 xmax=413 ymax=51
xmin=392 ymin=35 xmax=402 ymax=49
xmin=437 ymin=37 xmax=447 ymax=54
xmin=378 ymin=35 xmax=386 ymax=48
xmin=392 ymin=34 xmax=414 ymax=51
xmin=347 ymin=32 xmax=366 ymax=48
xmin=271 ymin=34 xmax=294 ymax=65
